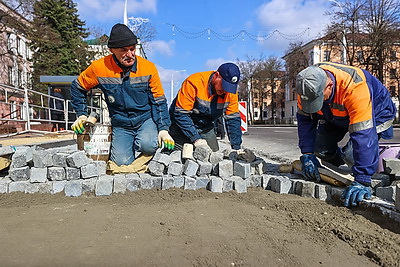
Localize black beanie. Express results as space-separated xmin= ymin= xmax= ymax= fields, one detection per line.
xmin=107 ymin=23 xmax=138 ymax=48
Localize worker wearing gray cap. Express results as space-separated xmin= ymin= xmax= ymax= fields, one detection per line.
xmin=296 ymin=62 xmax=396 ymax=207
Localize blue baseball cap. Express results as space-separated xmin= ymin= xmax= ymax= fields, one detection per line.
xmin=217 ymin=63 xmax=240 ymax=94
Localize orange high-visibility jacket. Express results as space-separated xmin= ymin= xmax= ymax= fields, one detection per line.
xmin=297 ymin=62 xmax=396 ymax=184
xmin=71 ymin=54 xmax=170 ymax=131
xmin=169 ymin=71 xmax=242 ymax=149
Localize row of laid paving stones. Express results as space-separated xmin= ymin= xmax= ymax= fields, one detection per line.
xmin=0 ymin=143 xmax=399 ymax=221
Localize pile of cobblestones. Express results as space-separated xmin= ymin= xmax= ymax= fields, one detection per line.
xmin=1 ymin=143 xmax=399 ymax=221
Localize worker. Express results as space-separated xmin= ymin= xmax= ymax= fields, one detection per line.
xmin=296 ymin=62 xmax=396 ymax=207
xmin=70 ymin=23 xmax=174 ymax=173
xmin=169 ymin=63 xmax=242 ymax=152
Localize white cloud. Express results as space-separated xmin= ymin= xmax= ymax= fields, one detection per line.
xmin=205 ymin=58 xmax=226 ymax=71
xmin=156 ymin=66 xmax=188 ymax=104
xmin=255 ymin=0 xmax=331 ymax=55
xmin=76 ymin=0 xmax=157 ymax=23
xmin=146 ymin=40 xmax=175 ymax=57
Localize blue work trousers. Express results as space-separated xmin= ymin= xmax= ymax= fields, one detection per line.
xmin=110 ymin=118 xmax=158 ymax=166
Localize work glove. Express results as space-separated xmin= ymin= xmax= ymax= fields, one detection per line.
xmin=300 ymin=154 xmax=322 ymax=181
xmin=341 ymin=181 xmax=372 ymax=207
xmin=194 ymin=139 xmax=212 ymax=151
xmin=158 ymin=130 xmax=175 ymax=150
xmin=71 ymin=115 xmax=88 ymax=134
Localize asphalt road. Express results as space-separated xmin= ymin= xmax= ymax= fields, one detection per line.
xmin=241 ymin=125 xmax=400 ymax=163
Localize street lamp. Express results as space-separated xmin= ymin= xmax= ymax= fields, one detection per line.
xmin=328 ymin=0 xmax=347 ymax=64
xmin=171 ymin=70 xmax=186 ymax=103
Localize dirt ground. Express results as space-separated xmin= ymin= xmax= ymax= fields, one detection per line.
xmin=0 ymin=188 xmax=399 ymax=266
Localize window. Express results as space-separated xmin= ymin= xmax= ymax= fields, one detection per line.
xmin=18 ymin=69 xmax=23 ymax=87
xmin=263 ymin=111 xmax=268 ymax=118
xmin=253 ymin=92 xmax=258 ymax=98
xmin=17 ymin=37 xmax=22 ymax=55
xmin=254 ymin=111 xmax=258 ymax=118
xmin=291 ymin=106 xmax=295 ymax=116
xmin=389 ymin=86 xmax=396 ymax=96
xmin=309 ymin=51 xmax=314 ymax=65
xmin=263 ymin=102 xmax=268 ymax=109
xmin=8 ymin=67 xmax=14 ymax=86
xmin=323 ymin=50 xmax=331 ymax=61
xmin=254 ymin=102 xmax=258 ymax=108
xmin=390 ymin=50 xmax=397 ymax=62
xmin=390 ymin=69 xmax=397 ymax=79
xmin=7 ymin=33 xmax=13 ymax=52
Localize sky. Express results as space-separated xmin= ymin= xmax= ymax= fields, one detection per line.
xmin=74 ymin=0 xmax=337 ymax=103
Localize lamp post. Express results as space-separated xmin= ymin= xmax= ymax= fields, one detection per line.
xmin=170 ymin=70 xmax=186 ymax=103
xmin=328 ymin=0 xmax=347 ymax=64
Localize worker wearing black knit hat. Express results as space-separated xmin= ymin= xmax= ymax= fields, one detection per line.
xmin=71 ymin=23 xmax=174 ymax=174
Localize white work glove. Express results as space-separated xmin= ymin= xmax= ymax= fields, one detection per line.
xmin=71 ymin=115 xmax=88 ymax=134
xmin=158 ymin=130 xmax=175 ymax=150
xmin=194 ymin=139 xmax=212 ymax=151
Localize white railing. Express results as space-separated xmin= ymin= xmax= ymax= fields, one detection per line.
xmin=0 ymin=83 xmax=106 ymax=137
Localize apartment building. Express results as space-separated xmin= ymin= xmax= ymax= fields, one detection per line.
xmin=282 ymin=35 xmax=400 ymax=123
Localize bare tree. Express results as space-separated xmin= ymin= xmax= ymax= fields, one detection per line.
xmin=325 ymin=0 xmax=400 ymax=81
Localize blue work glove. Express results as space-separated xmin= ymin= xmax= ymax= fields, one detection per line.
xmin=341 ymin=181 xmax=372 ymax=207
xmin=300 ymin=154 xmax=321 ymax=181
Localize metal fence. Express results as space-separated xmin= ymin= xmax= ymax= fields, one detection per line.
xmin=0 ymin=83 xmax=106 ymax=137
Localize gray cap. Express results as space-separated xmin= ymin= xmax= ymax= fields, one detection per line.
xmin=296 ymin=65 xmax=327 ymax=113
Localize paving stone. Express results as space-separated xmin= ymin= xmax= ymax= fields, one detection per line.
xmin=209 ymin=152 xmax=224 ymax=165
xmin=148 ymin=161 xmax=165 ymax=176
xmin=396 ymin=184 xmax=400 ymax=212
xmin=248 ymin=175 xmax=262 ymax=187
xmin=218 ymin=160 xmax=233 ymax=178
xmin=195 ymin=176 xmax=210 ymax=189
xmin=382 ymin=158 xmax=400 ymax=174
xmin=52 ymin=153 xmax=68 ymax=167
xmin=0 ymin=178 xmax=11 ymax=193
xmin=183 ymin=159 xmax=199 ymax=177
xmin=197 ymin=161 xmax=212 ymax=176
xmin=375 ymin=186 xmax=396 ymax=202
xmin=174 ymin=176 xmax=185 ymax=188
xmin=66 ymin=167 xmax=81 ymax=180
xmin=96 ymin=175 xmax=113 ymax=196
xmin=222 ymin=178 xmax=234 ymax=192
xmin=251 ymin=158 xmax=268 ymax=175
xmin=65 ymin=180 xmax=82 ymax=197
xmin=193 ymin=146 xmax=212 ymax=162
xmin=154 ymin=153 xmax=171 ymax=166
xmin=315 ymin=184 xmax=332 ymax=201
xmin=140 ymin=173 xmax=154 ymax=189
xmin=93 ymin=160 xmax=107 ymax=176
xmin=162 ymin=175 xmax=175 ymax=190
xmin=153 ymin=176 xmax=162 ymax=189
xmin=81 ymin=163 xmax=98 ymax=179
xmin=262 ymin=174 xmax=272 ymax=190
xmin=11 ymin=150 xmax=27 ymax=168
xmin=66 ymin=151 xmax=91 ymax=168
xmin=233 ymin=177 xmax=247 ymax=193
xmin=30 ymin=167 xmax=48 ymax=183
xmin=330 ymin=187 xmax=345 ymax=201
xmin=0 ymin=145 xmax=15 ymax=156
xmin=209 ymin=176 xmax=223 ymax=193
xmin=184 ymin=176 xmax=196 ymax=190
xmin=26 ymin=182 xmax=52 ymax=194
xmin=32 ymin=150 xmax=54 ymax=168
xmin=113 ymin=174 xmax=127 ymax=193
xmin=48 ymin=167 xmax=66 ymax=181
xmin=167 ymin=162 xmax=183 ymax=176
xmin=293 ymin=180 xmax=315 ymax=198
xmin=126 ymin=173 xmax=141 ymax=191
xmin=8 ymin=181 xmax=28 ymax=193
xmin=169 ymin=150 xmax=182 ymax=163
xmin=270 ymin=176 xmax=292 ymax=194
xmin=234 ymin=161 xmax=251 ymax=179
xmin=52 ymin=180 xmax=67 ymax=194
xmin=9 ymin=166 xmax=30 ymax=181
xmin=82 ymin=178 xmax=97 ymax=193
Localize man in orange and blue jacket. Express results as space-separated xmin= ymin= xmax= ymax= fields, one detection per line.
xmin=71 ymin=24 xmax=174 ymax=170
xmin=296 ymin=62 xmax=396 ymax=207
xmin=169 ymin=63 xmax=242 ymax=152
